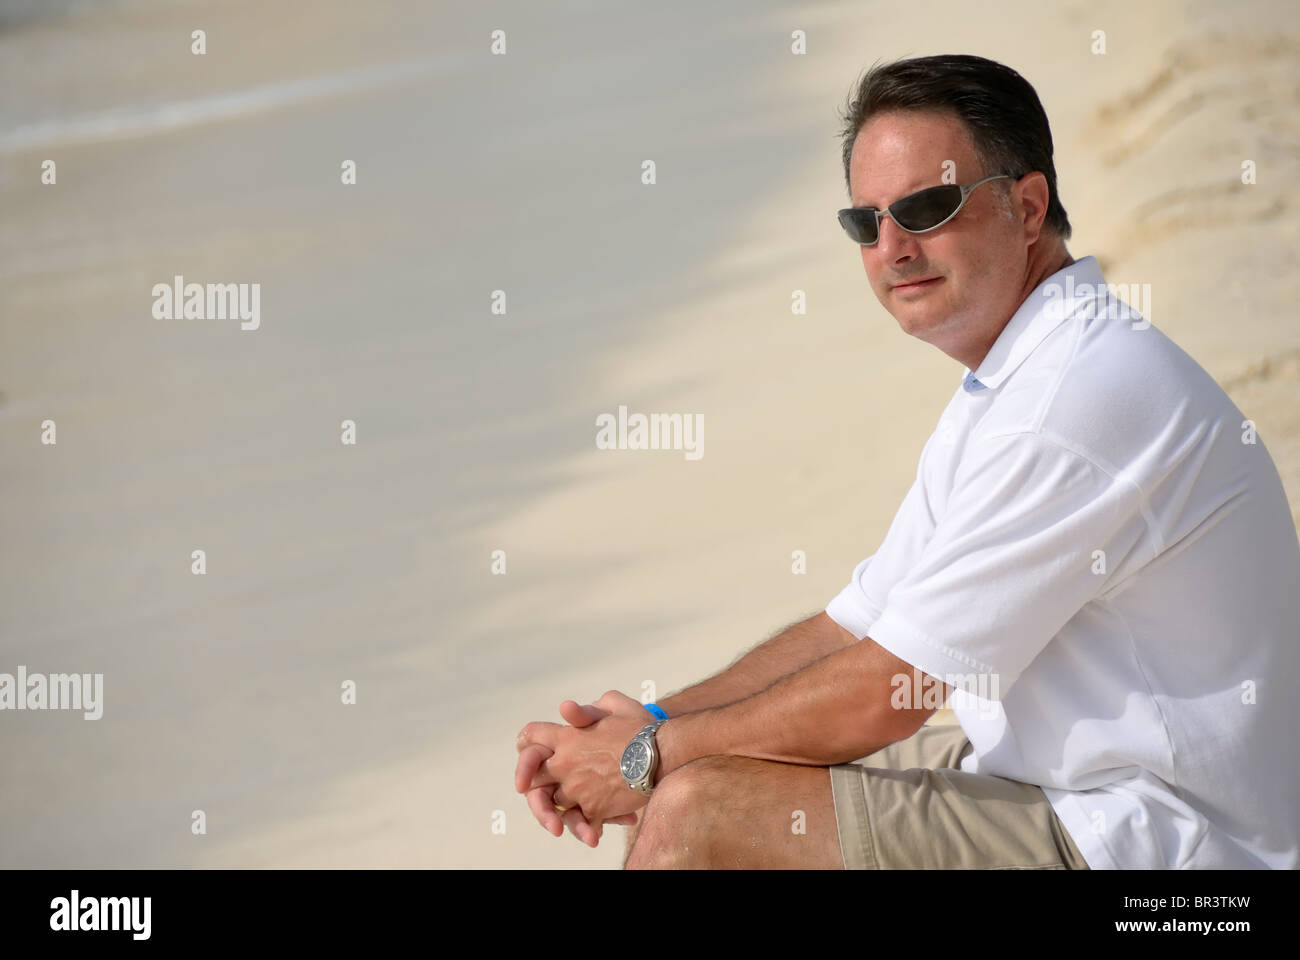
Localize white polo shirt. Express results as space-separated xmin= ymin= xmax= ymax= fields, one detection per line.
xmin=826 ymin=255 xmax=1300 ymax=869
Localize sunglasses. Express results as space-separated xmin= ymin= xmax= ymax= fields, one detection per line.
xmin=837 ymin=174 xmax=1013 ymax=245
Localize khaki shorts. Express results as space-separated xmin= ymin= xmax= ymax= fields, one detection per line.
xmin=829 ymin=722 xmax=1090 ymax=870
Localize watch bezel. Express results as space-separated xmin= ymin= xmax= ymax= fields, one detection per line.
xmin=620 ymin=721 xmax=664 ymax=791
xmin=620 ymin=737 xmax=652 ymax=780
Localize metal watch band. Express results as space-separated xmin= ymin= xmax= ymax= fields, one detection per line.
xmin=626 ymin=719 xmax=665 ymax=795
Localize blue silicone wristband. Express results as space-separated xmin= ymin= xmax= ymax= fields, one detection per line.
xmin=644 ymin=703 xmax=669 ymax=721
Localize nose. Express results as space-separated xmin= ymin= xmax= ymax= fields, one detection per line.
xmin=873 ymin=212 xmax=921 ymax=264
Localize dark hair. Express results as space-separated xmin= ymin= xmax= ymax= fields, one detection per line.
xmin=838 ymin=54 xmax=1071 ymax=239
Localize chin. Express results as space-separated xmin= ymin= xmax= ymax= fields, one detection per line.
xmin=892 ymin=307 xmax=934 ymax=336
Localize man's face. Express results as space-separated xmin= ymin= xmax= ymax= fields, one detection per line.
xmin=847 ymin=110 xmax=1029 ymax=358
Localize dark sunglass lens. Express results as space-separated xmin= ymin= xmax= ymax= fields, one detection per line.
xmin=891 ymin=185 xmax=962 ymax=231
xmin=839 ymin=209 xmax=878 ymax=244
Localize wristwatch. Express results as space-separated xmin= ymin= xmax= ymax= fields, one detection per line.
xmin=620 ymin=719 xmax=666 ymax=796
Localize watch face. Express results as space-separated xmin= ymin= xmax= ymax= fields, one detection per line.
xmin=621 ymin=740 xmax=650 ymax=780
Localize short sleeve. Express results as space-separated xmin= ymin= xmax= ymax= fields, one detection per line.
xmin=825 ymin=553 xmax=883 ymax=638
xmin=826 ymin=454 xmax=941 ymax=640
xmin=864 ymin=431 xmax=1150 ymax=699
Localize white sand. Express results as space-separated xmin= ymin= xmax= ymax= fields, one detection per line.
xmin=1 ymin=0 xmax=1296 ymax=868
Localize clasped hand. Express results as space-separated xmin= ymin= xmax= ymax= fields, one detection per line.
xmin=514 ymin=690 xmax=654 ymax=847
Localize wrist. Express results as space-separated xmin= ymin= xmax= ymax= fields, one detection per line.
xmin=651 ymin=713 xmax=698 ymax=786
xmin=653 ymin=695 xmax=687 ymax=719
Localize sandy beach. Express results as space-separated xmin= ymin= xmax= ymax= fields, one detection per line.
xmin=1 ymin=0 xmax=1297 ymax=868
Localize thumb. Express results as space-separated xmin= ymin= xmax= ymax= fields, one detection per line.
xmin=595 ymin=689 xmax=648 ymax=717
xmin=559 ymin=700 xmax=609 ymax=727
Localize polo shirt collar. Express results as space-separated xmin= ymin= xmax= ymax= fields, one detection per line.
xmin=961 ymin=256 xmax=1104 ymax=392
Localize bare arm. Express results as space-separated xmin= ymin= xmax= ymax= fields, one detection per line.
xmin=654 ymin=635 xmax=951 ymax=775
xmin=656 ymin=611 xmax=859 ymax=716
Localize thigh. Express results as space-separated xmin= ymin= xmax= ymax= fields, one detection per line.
xmin=831 ymin=725 xmax=1089 ymax=870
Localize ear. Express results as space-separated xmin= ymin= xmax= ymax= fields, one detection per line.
xmin=1014 ymin=171 xmax=1051 ymax=245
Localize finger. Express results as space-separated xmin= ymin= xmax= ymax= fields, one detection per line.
xmin=552 ymin=784 xmax=571 ymax=809
xmin=515 ymin=721 xmax=562 ymax=753
xmin=594 ymin=689 xmax=641 ymax=715
xmin=594 ymin=690 xmax=624 ymax=711
xmin=515 ymin=742 xmax=555 ymax=793
xmin=558 ymin=700 xmax=609 ymax=728
xmin=562 ymin=806 xmax=599 ymax=848
xmin=523 ymin=755 xmax=563 ymax=794
xmin=515 ymin=742 xmax=552 ymax=793
xmin=526 ymin=785 xmax=564 ymax=837
xmin=607 ymin=812 xmax=638 ymax=827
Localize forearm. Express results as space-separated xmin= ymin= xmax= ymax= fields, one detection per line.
xmin=656 ymin=612 xmax=857 ymax=716
xmin=654 ymin=637 xmax=921 ymax=777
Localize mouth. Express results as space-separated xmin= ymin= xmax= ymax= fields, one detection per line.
xmin=891 ymin=276 xmax=943 ymax=295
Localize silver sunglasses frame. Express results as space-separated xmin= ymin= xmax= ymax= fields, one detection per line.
xmin=837 ymin=173 xmax=1013 ymax=245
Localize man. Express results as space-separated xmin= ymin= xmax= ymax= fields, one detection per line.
xmin=514 ymin=54 xmax=1300 ymax=869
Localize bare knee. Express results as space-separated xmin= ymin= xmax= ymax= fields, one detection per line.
xmin=624 ymin=758 xmax=735 ymax=869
